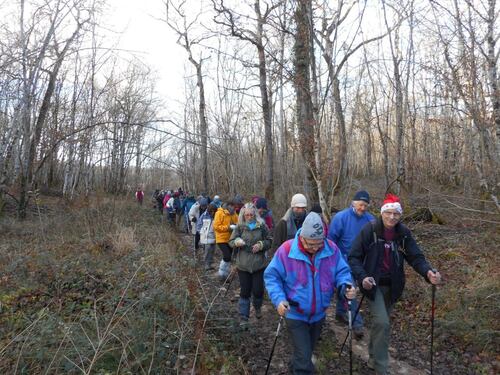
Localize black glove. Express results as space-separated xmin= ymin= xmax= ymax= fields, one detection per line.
xmin=191 ymin=217 xmax=197 ymax=223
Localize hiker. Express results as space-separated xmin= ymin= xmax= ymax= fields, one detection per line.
xmin=271 ymin=193 xmax=308 ymax=254
xmin=349 ymin=193 xmax=442 ymax=375
xmin=152 ymin=189 xmax=160 ymax=209
xmin=265 ymin=212 xmax=356 ymax=375
xmin=189 ymin=197 xmax=208 ymax=253
xmin=233 ymin=194 xmax=244 ymax=214
xmin=156 ymin=190 xmax=165 ymax=213
xmin=229 ymin=203 xmax=271 ymax=324
xmin=166 ymin=192 xmax=180 ymax=226
xmin=182 ymin=195 xmax=197 ymax=233
xmin=212 ymin=195 xmax=222 ymax=208
xmin=174 ymin=192 xmax=183 ymax=229
xmin=255 ymin=197 xmax=274 ymax=231
xmin=198 ymin=203 xmax=218 ymax=270
xmin=135 ymin=187 xmax=144 ymax=205
xmin=214 ymin=200 xmax=238 ymax=280
xmin=162 ymin=190 xmax=172 ymax=220
xmin=327 ymin=190 xmax=375 ymax=339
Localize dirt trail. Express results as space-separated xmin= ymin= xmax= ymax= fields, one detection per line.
xmin=328 ymin=315 xmax=428 ymax=375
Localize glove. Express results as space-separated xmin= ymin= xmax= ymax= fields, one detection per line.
xmin=191 ymin=217 xmax=197 ymax=223
xmin=277 ymin=300 xmax=290 ymax=316
xmin=229 ymin=224 xmax=236 ymax=230
xmin=234 ymin=238 xmax=246 ymax=247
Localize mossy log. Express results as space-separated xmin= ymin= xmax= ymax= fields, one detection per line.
xmin=404 ymin=207 xmax=445 ymax=224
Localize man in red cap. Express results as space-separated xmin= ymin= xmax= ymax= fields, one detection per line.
xmin=349 ymin=193 xmax=441 ymax=375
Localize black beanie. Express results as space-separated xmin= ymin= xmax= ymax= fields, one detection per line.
xmin=353 ymin=190 xmax=370 ymax=203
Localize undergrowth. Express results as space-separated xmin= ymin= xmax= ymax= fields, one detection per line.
xmin=0 ymin=193 xmax=498 ymax=374
xmin=0 ymin=196 xmax=244 ymax=374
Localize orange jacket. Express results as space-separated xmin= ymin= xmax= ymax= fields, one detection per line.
xmin=213 ymin=207 xmax=238 ymax=243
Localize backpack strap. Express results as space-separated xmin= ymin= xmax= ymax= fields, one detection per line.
xmin=372 ymin=221 xmax=378 ymax=244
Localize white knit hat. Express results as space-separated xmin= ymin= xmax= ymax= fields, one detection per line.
xmin=290 ymin=193 xmax=307 ymax=208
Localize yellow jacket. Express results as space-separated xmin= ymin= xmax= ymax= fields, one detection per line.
xmin=213 ymin=207 xmax=238 ymax=243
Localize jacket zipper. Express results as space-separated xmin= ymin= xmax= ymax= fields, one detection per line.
xmin=309 ymin=261 xmax=317 ymax=320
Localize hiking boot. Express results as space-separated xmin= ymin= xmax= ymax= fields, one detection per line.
xmin=367 ymin=357 xmax=375 ymax=370
xmin=335 ymin=313 xmax=348 ymax=326
xmin=353 ymin=327 xmax=364 ymax=340
xmin=311 ymin=354 xmax=318 ymax=366
xmin=239 ymin=316 xmax=249 ymax=329
xmin=255 ymin=307 xmax=262 ymax=319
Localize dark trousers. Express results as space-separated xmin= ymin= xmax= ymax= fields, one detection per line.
xmin=217 ymin=243 xmax=233 ymax=262
xmin=194 ymin=232 xmax=200 ymax=250
xmin=286 ymin=318 xmax=325 ymax=375
xmin=238 ymin=269 xmax=264 ymax=300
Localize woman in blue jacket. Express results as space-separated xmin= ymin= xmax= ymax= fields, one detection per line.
xmin=264 ymin=212 xmax=356 ymax=375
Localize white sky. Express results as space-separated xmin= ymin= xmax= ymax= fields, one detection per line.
xmin=105 ymin=0 xmax=187 ymax=109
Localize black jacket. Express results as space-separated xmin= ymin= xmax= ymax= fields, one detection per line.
xmin=348 ymin=218 xmax=431 ymax=304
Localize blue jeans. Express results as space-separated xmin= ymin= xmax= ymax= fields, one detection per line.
xmin=286 ymin=318 xmax=325 ymax=375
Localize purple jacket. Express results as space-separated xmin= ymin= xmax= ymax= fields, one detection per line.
xmin=264 ymin=229 xmax=353 ymax=323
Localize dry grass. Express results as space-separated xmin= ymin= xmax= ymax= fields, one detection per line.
xmin=0 ymin=196 xmax=244 ymax=374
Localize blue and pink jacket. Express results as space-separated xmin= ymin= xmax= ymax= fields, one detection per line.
xmin=264 ymin=229 xmax=353 ymax=323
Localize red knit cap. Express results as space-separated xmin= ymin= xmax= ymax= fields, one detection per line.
xmin=380 ymin=193 xmax=403 ymax=214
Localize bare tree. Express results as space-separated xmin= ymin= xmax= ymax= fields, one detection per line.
xmin=164 ymin=0 xmax=210 ymax=193
xmin=212 ymin=0 xmax=279 ymax=200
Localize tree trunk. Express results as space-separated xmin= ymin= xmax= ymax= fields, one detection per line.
xmin=254 ymin=1 xmax=275 ymax=201
xmin=294 ymin=0 xmax=319 ymax=203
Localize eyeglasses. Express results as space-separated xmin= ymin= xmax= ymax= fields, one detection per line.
xmin=302 ymin=238 xmax=324 ymax=250
xmin=244 ymin=213 xmax=255 ymax=217
xmin=382 ymin=211 xmax=401 ymax=218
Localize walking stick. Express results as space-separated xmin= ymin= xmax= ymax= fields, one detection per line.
xmin=430 ymin=284 xmax=436 ymax=375
xmin=339 ymin=294 xmax=365 ymax=358
xmin=265 ymin=316 xmax=284 ymax=375
xmin=347 ymin=297 xmax=353 ymax=375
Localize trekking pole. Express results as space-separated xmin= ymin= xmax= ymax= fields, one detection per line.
xmin=430 ymin=283 xmax=436 ymax=375
xmin=347 ymin=293 xmax=353 ymax=375
xmin=339 ymin=294 xmax=365 ymax=358
xmin=265 ymin=316 xmax=284 ymax=375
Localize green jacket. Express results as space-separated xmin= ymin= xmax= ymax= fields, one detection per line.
xmin=229 ymin=222 xmax=271 ymax=273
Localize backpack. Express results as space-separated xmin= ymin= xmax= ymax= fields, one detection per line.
xmin=173 ymin=197 xmax=181 ymax=212
xmin=200 ymin=218 xmax=215 ymax=245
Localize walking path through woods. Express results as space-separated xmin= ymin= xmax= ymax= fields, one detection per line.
xmin=173 ymin=227 xmax=434 ymax=375
xmin=0 ymin=197 xmax=496 ymax=373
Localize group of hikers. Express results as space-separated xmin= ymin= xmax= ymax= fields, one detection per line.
xmin=135 ymin=187 xmax=442 ymax=375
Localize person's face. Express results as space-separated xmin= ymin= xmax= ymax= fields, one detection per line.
xmin=381 ymin=209 xmax=401 ymax=229
xmin=243 ymin=209 xmax=255 ymax=222
xmin=292 ymin=206 xmax=306 ymax=216
xmin=300 ymin=237 xmax=324 ymax=254
xmin=352 ymin=200 xmax=369 ymax=216
xmin=257 ymin=208 xmax=267 ymax=217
